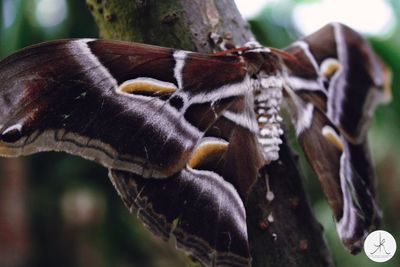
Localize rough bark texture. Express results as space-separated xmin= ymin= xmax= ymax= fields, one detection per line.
xmin=86 ymin=0 xmax=335 ymax=266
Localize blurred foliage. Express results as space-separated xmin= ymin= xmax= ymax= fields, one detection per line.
xmin=0 ymin=0 xmax=399 ymax=267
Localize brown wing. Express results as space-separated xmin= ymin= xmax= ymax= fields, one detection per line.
xmin=282 ymin=23 xmax=389 ymax=252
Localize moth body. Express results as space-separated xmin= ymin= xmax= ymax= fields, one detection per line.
xmin=241 ymin=47 xmax=285 ymax=162
xmin=253 ymin=76 xmax=284 ymax=162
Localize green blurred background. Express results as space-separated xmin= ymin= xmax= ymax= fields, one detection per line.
xmin=0 ymin=0 xmax=398 ymax=267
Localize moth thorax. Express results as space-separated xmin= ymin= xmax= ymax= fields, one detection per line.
xmin=254 ymin=77 xmax=284 ymax=162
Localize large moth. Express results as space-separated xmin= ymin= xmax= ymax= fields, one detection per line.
xmin=0 ymin=23 xmax=391 ymax=266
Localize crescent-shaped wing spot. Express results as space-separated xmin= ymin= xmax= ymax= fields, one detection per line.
xmin=381 ymin=64 xmax=393 ymax=103
xmin=320 ymin=58 xmax=341 ymax=79
xmin=117 ymin=77 xmax=178 ymax=95
xmin=322 ymin=125 xmax=344 ymax=151
xmin=188 ymin=138 xmax=228 ymax=169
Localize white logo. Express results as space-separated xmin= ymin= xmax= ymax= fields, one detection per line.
xmin=364 ymin=230 xmax=396 ymax=263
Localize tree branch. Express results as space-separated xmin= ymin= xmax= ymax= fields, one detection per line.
xmin=86 ymin=0 xmax=334 ymax=266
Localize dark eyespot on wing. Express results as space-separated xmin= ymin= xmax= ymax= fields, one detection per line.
xmin=0 ymin=124 xmax=23 ymax=143
xmin=168 ymin=95 xmax=184 ymax=111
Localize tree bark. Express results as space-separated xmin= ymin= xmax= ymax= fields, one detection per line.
xmin=86 ymin=0 xmax=335 ymax=266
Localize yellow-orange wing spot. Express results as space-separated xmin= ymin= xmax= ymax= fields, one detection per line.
xmin=188 ymin=139 xmax=228 ymax=169
xmin=320 ymin=58 xmax=341 ymax=79
xmin=118 ymin=77 xmax=178 ymax=95
xmin=381 ymin=62 xmax=393 ymax=104
xmin=322 ymin=125 xmax=344 ymax=151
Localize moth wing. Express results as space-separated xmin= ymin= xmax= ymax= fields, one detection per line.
xmin=281 ymin=23 xmax=388 ymax=252
xmin=0 ymin=39 xmax=249 ymax=178
xmin=298 ymin=23 xmax=391 ymax=142
xmin=0 ymin=39 xmax=266 ymax=265
xmin=110 ymin=167 xmax=251 ymax=267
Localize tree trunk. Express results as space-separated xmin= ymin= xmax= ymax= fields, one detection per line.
xmin=86 ymin=0 xmax=335 ymax=266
